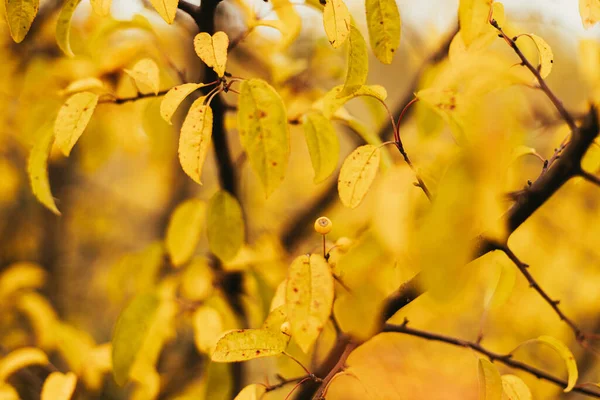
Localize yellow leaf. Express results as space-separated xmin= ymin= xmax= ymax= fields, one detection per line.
xmin=261 ymin=305 xmax=287 ymax=332
xmin=0 ymin=262 xmax=46 ymax=300
xmin=150 ymin=0 xmax=178 ymax=24
xmin=192 ymin=305 xmax=224 ymax=354
xmin=415 ymin=87 xmax=465 ymax=139
xmin=511 ymin=145 xmax=541 ymax=162
xmin=526 ymin=34 xmax=553 ymax=79
xmin=478 ymin=358 xmax=502 ymax=400
xmin=365 ymin=0 xmax=401 ymax=64
xmin=459 ymin=0 xmax=493 ymax=46
xmin=238 ymin=79 xmax=290 ymax=197
xmin=28 ymin=127 xmax=60 ymax=215
xmin=0 ymin=347 xmax=48 ymax=382
xmin=0 ymin=384 xmax=19 ymax=400
xmin=269 ymin=0 xmax=302 ymax=49
xmin=56 ymin=0 xmax=82 ymax=57
xmin=580 ymin=0 xmax=600 ymax=29
xmin=286 ymin=254 xmax=335 ymax=353
xmin=323 ymin=0 xmax=351 ymax=48
xmin=211 ymin=329 xmax=288 ymax=362
xmin=318 ymin=84 xmax=387 ymax=118
xmin=54 ymin=91 xmax=99 ymax=157
xmin=207 ymin=190 xmax=245 ymax=262
xmin=5 ymin=0 xmax=39 ymax=43
xmin=234 ymin=384 xmax=266 ymax=400
xmin=90 ymin=0 xmax=111 ymax=16
xmin=194 ymin=31 xmax=229 ymax=78
xmin=338 ymin=144 xmax=381 ymax=209
xmin=501 ymin=374 xmax=532 ymax=400
xmin=333 ymin=284 xmax=386 ymax=341
xmin=16 ymin=292 xmax=58 ymax=350
xmin=178 ymin=97 xmax=213 ymax=184
xmin=180 ymin=258 xmax=214 ymax=301
xmin=111 ymin=293 xmax=161 ymax=386
xmin=59 ymin=78 xmax=105 ymax=96
xmin=484 ymin=261 xmax=516 ymax=310
xmin=302 ymin=112 xmax=340 ymax=183
xmin=165 ymin=199 xmax=207 ymax=266
xmin=512 ymin=336 xmax=578 ymax=392
xmin=339 ymin=25 xmax=368 ymax=97
xmin=41 ymin=372 xmax=77 ymax=400
xmin=124 ymin=58 xmax=160 ymax=95
xmin=160 ymin=83 xmax=205 ymax=124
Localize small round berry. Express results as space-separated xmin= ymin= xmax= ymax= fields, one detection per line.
xmin=280 ymin=321 xmax=292 ymax=336
xmin=314 ymin=216 xmax=332 ymax=235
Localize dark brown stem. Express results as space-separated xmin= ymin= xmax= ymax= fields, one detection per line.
xmin=313 ymin=341 xmax=357 ymax=399
xmin=580 ymin=170 xmax=600 ymax=187
xmin=383 ymin=323 xmax=600 ymax=398
xmin=98 ymin=89 xmax=171 ymax=104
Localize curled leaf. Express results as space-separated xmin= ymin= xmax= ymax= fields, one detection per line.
xmin=318 ymin=84 xmax=387 ymax=118
xmin=178 ymin=97 xmax=213 ymax=184
xmin=365 ymin=0 xmax=401 ymax=64
xmin=124 ymin=58 xmax=160 ymax=95
xmin=56 ymin=0 xmax=82 ymax=57
xmin=194 ymin=31 xmax=229 ymax=78
xmin=302 ymin=112 xmax=340 ymax=183
xmin=286 ymin=254 xmax=335 ymax=353
xmin=0 ymin=347 xmax=48 ymax=382
xmin=478 ymin=358 xmax=502 ymax=400
xmin=338 ymin=145 xmax=381 ymax=209
xmin=323 ymin=0 xmax=351 ymax=48
xmin=211 ymin=329 xmax=288 ymax=362
xmin=5 ymin=0 xmax=39 ymax=43
xmin=41 ymin=372 xmax=77 ymax=400
xmin=527 ymin=34 xmax=553 ymax=79
xmin=54 ymin=91 xmax=99 ymax=156
xmin=339 ymin=25 xmax=368 ymax=97
xmin=28 ymin=127 xmax=60 ymax=214
xmin=160 ymin=83 xmax=205 ymax=124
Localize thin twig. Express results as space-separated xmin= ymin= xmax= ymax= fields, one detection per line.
xmin=383 ymin=322 xmax=600 ymax=398
xmin=580 ymin=170 xmax=600 ymax=187
xmin=98 ymin=89 xmax=171 ymax=104
xmin=312 ymin=341 xmax=358 ymax=399
xmin=264 ymin=374 xmax=321 ymax=393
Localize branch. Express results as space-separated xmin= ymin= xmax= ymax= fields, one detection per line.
xmin=264 ymin=374 xmax=322 ymax=393
xmin=580 ymin=170 xmax=600 ymax=187
xmin=313 ymin=341 xmax=357 ymax=399
xmin=98 ymin=89 xmax=171 ymax=104
xmin=383 ymin=322 xmax=600 ymax=398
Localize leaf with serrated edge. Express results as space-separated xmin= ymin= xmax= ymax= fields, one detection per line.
xmin=286 ymin=254 xmax=334 ymax=353
xmin=5 ymin=0 xmax=39 ymax=43
xmin=150 ymin=0 xmax=178 ymax=24
xmin=111 ymin=293 xmax=160 ymax=386
xmin=207 ymin=190 xmax=245 ymax=262
xmin=41 ymin=372 xmax=77 ymax=400
xmin=0 ymin=347 xmax=48 ymax=382
xmin=194 ymin=31 xmax=229 ymax=78
xmin=54 ymin=91 xmax=99 ymax=156
xmin=323 ymin=0 xmax=351 ymax=48
xmin=56 ymin=0 xmax=82 ymax=57
xmin=478 ymin=358 xmax=502 ymax=400
xmin=338 ymin=145 xmax=381 ymax=209
xmin=339 ymin=25 xmax=368 ymax=97
xmin=124 ymin=58 xmax=160 ymax=95
xmin=512 ymin=336 xmax=578 ymax=392
xmin=365 ymin=0 xmax=401 ymax=64
xmin=211 ymin=329 xmax=288 ymax=362
xmin=501 ymin=374 xmax=532 ymax=400
xmin=165 ymin=198 xmax=206 ymax=266
xmin=303 ymin=112 xmax=340 ymax=183
xmin=160 ymin=83 xmax=205 ymax=124
xmin=178 ymin=97 xmax=213 ymax=184
xmin=28 ymin=127 xmax=60 ymax=215
xmin=238 ymin=79 xmax=290 ymax=197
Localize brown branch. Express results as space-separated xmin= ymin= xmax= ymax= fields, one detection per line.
xmin=383 ymin=322 xmax=600 ymax=398
xmin=313 ymin=341 xmax=358 ymax=399
xmin=580 ymin=170 xmax=600 ymax=187
xmin=98 ymin=89 xmax=171 ymax=104
xmin=264 ymin=374 xmax=322 ymax=393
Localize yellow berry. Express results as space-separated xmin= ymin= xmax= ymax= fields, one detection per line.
xmin=314 ymin=216 xmax=332 ymax=234
xmin=280 ymin=321 xmax=292 ymax=336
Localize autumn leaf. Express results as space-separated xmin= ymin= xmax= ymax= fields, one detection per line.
xmin=302 ymin=112 xmax=340 ymax=183
xmin=323 ymin=0 xmax=351 ymax=48
xmin=59 ymin=78 xmax=105 ymax=96
xmin=501 ymin=375 xmax=532 ymax=400
xmin=124 ymin=58 xmax=160 ymax=95
xmin=194 ymin=31 xmax=229 ymax=78
xmin=160 ymin=83 xmax=206 ymax=124
xmin=526 ymin=34 xmax=553 ymax=79
xmin=41 ymin=372 xmax=77 ymax=400
xmin=165 ymin=198 xmax=206 ymax=266
xmin=90 ymin=0 xmax=111 ymax=16
xmin=178 ymin=97 xmax=213 ymax=184
xmin=192 ymin=305 xmax=224 ymax=354
xmin=478 ymin=358 xmax=502 ymax=400
xmin=207 ymin=190 xmax=245 ymax=262
xmin=211 ymin=329 xmax=288 ymax=362
xmin=318 ymin=84 xmax=387 ymax=118
xmin=56 ymin=0 xmax=82 ymax=57
xmin=365 ymin=0 xmax=401 ymax=64
xmin=0 ymin=347 xmax=48 ymax=381
xmin=234 ymin=384 xmax=266 ymax=400
xmin=0 ymin=262 xmax=46 ymax=300
xmin=339 ymin=25 xmax=368 ymax=98
xmin=338 ymin=145 xmax=381 ymax=209
xmin=237 ymin=78 xmax=290 ymax=197
xmin=54 ymin=91 xmax=99 ymax=157
xmin=286 ymin=254 xmax=335 ymax=353
xmin=580 ymin=0 xmax=600 ymax=29
xmin=5 ymin=0 xmax=39 ymax=43
xmin=111 ymin=293 xmax=160 ymax=386
xmin=150 ymin=0 xmax=178 ymax=24
xmin=28 ymin=127 xmax=60 ymax=215
xmin=459 ymin=0 xmax=493 ymax=46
